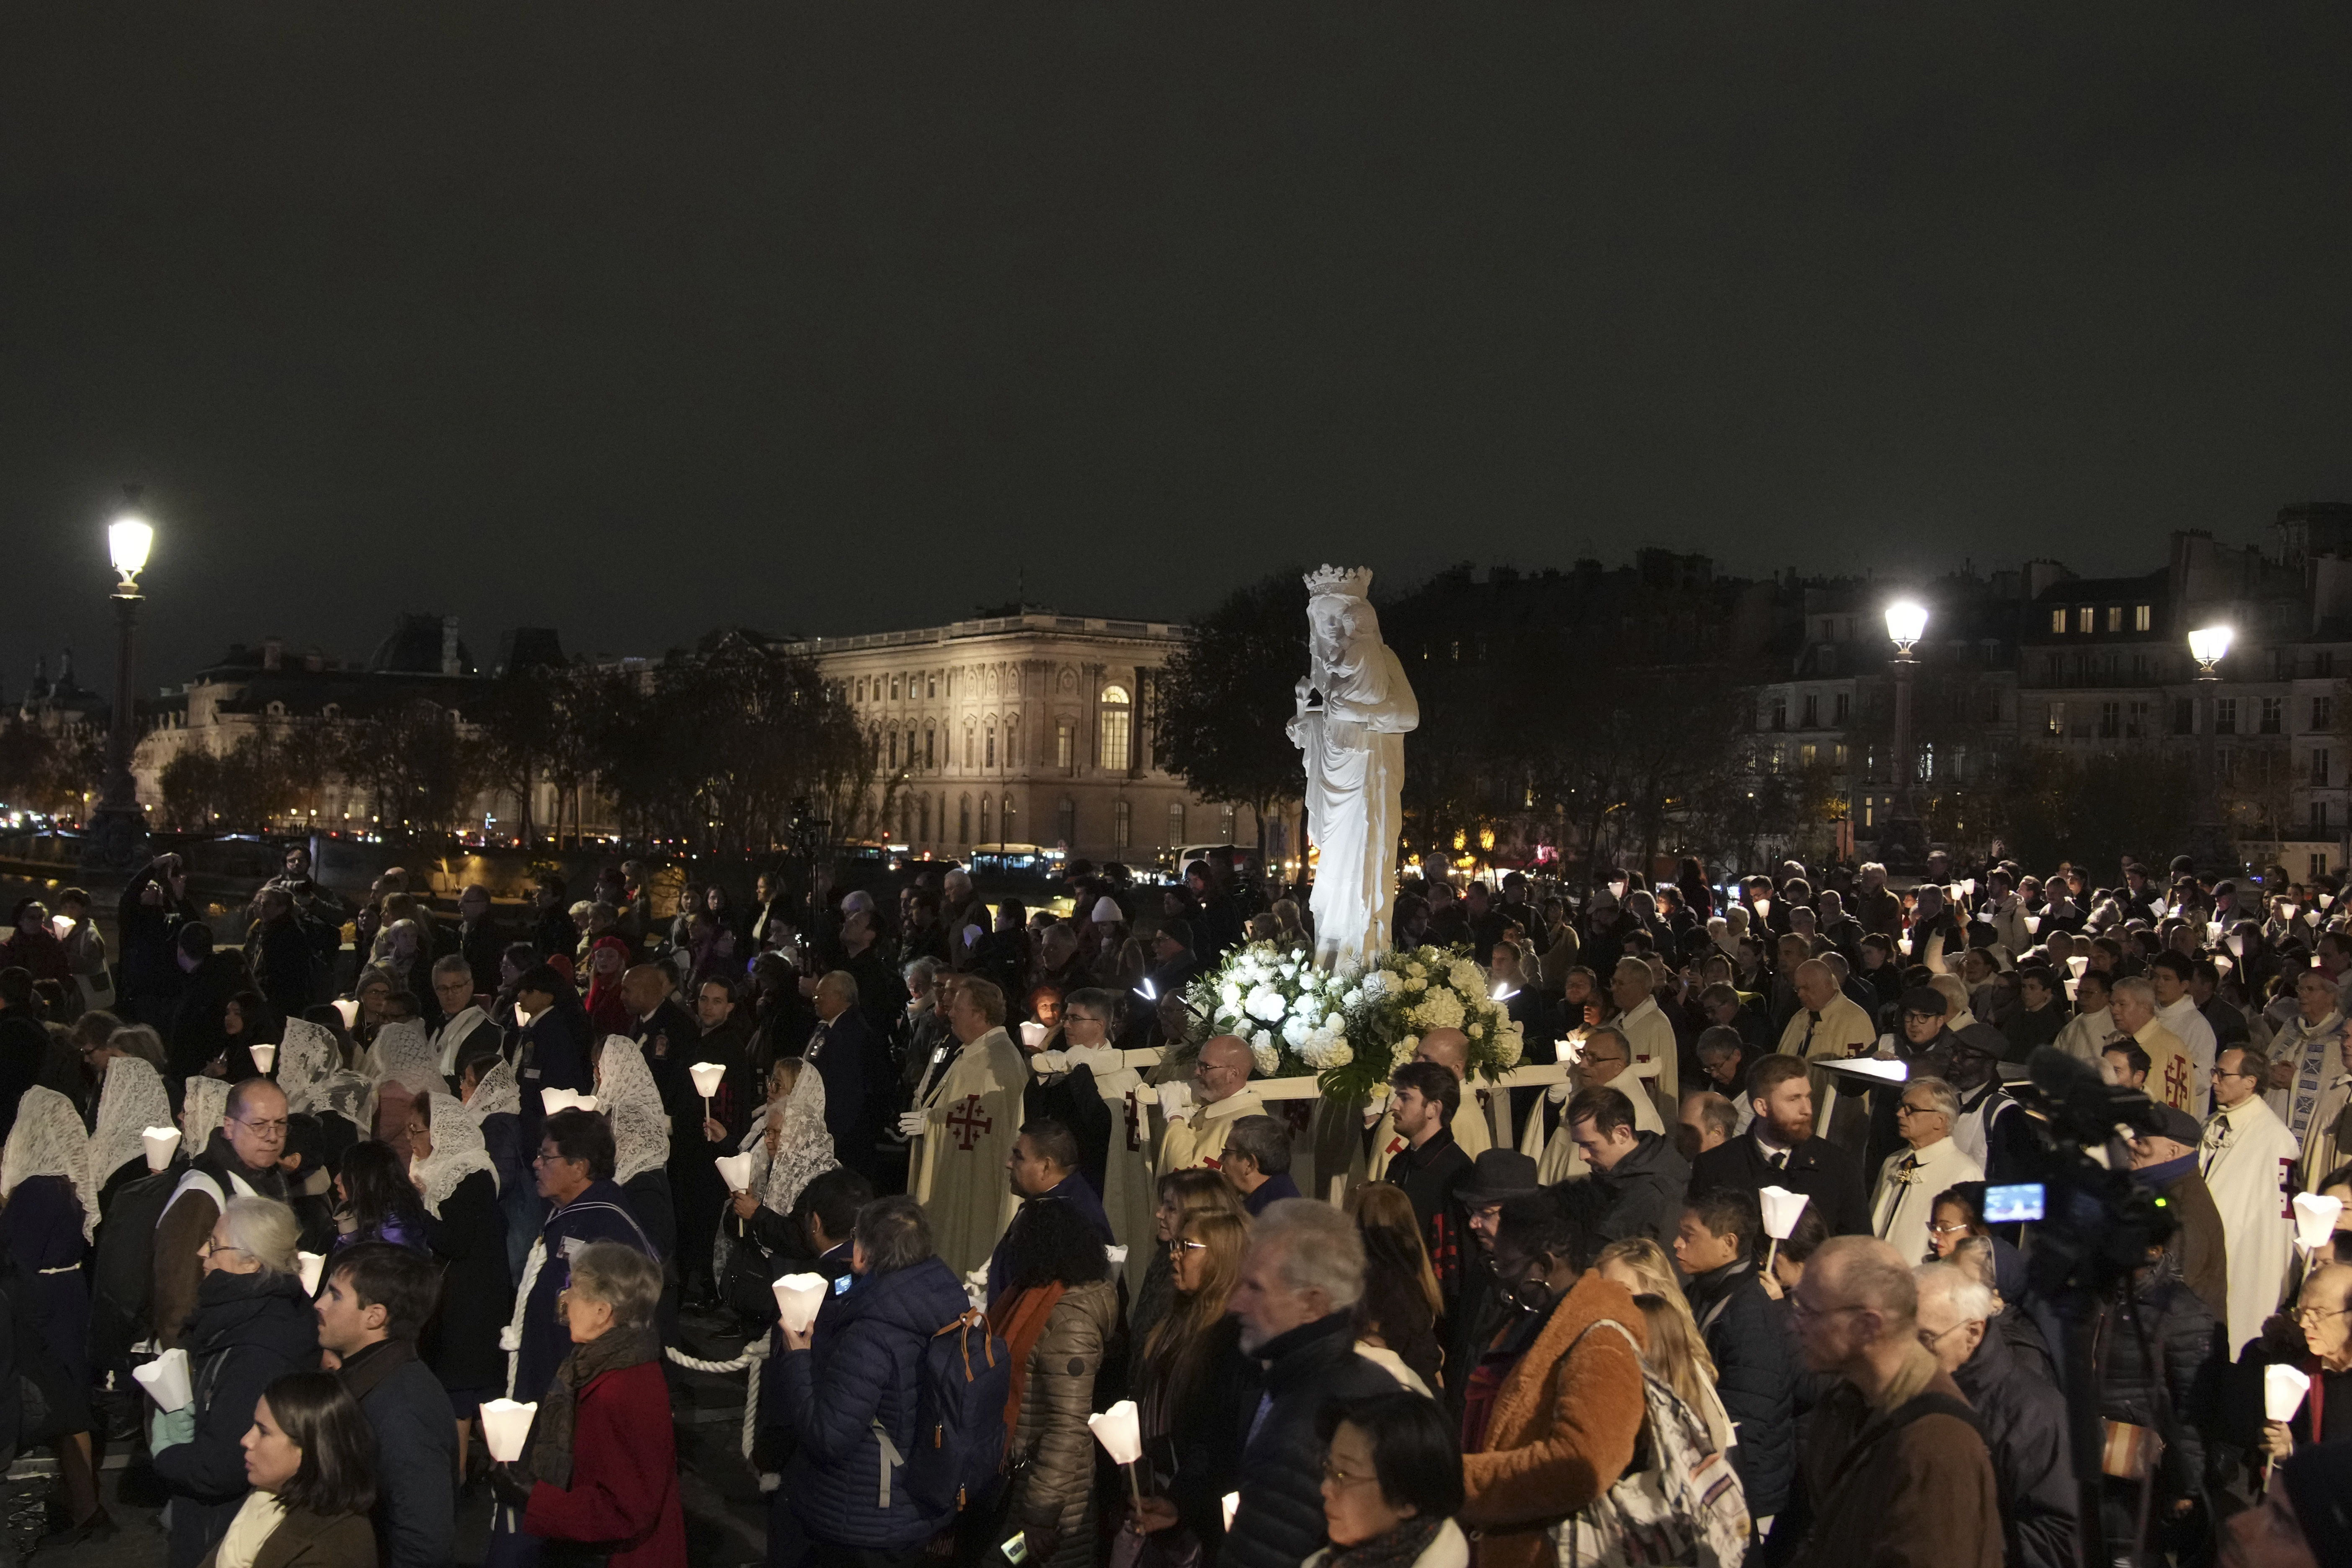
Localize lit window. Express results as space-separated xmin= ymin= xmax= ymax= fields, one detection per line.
xmin=2106 ymin=606 xmax=2122 ymax=633
xmin=1099 ymin=685 xmax=1132 ymax=771
xmin=985 ymin=726 xmax=996 ymax=768
xmin=2134 ymin=604 xmax=2151 ymax=632
xmin=1057 ymin=721 xmax=1074 ymax=773
xmin=2050 ymin=609 xmax=2066 ymax=634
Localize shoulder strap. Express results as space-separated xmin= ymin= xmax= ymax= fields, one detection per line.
xmin=159 ymin=1168 xmax=224 ymax=1226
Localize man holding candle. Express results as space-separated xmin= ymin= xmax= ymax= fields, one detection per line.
xmin=1687 ymin=1055 xmax=1870 ymax=1239
xmin=2203 ymin=1042 xmax=2301 ymax=1357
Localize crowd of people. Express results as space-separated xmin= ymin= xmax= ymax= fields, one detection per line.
xmin=0 ymin=841 xmax=2348 ymax=1566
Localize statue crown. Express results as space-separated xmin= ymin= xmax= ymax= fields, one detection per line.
xmin=1302 ymin=564 xmax=1375 ymax=598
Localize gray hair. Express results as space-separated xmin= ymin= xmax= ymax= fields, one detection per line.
xmin=854 ymin=1195 xmax=934 ymax=1275
xmin=1906 ymin=1076 xmax=1961 ymax=1120
xmin=1250 ymin=1198 xmax=1364 ymax=1310
xmin=1224 ymin=1115 xmax=1292 ymax=1176
xmin=219 ymin=1196 xmax=302 ymax=1277
xmin=2109 ymin=975 xmax=2155 ymax=1009
xmin=902 ymin=956 xmax=941 ymax=990
xmin=1914 ymin=1260 xmax=1996 ymax=1324
xmin=1859 ymin=861 xmax=1887 ymax=878
xmin=569 ymin=1240 xmax=663 ymax=1329
xmin=1812 ymin=1235 xmax=1918 ymax=1328
xmin=429 ymin=954 xmax=473 ymax=983
xmin=1581 ymin=1025 xmax=1632 ymax=1063
xmin=817 ymin=970 xmax=859 ymax=1008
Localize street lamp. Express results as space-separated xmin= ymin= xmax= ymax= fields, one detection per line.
xmin=83 ymin=491 xmax=154 ymax=871
xmin=1879 ymin=600 xmax=1929 ymax=872
xmin=2188 ymin=623 xmax=2235 ymax=874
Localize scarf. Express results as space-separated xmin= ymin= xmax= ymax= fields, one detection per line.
xmin=985 ymin=1283 xmax=1067 ymax=1436
xmin=1323 ymin=1515 xmax=1441 ymax=1568
xmin=2285 ymin=1012 xmax=2348 ymax=1144
xmin=529 ymin=1322 xmax=663 ymax=1489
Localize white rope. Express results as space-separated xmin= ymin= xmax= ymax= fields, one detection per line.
xmin=664 ymin=1336 xmax=774 ymax=1462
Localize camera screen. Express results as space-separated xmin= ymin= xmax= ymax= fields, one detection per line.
xmin=1983 ymin=1182 xmax=2045 ymax=1223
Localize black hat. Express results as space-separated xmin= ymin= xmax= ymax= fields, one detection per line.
xmin=1456 ymin=1149 xmax=1540 ymax=1208
xmin=1900 ymin=986 xmax=1948 ymax=1018
xmin=2148 ymin=1104 xmax=2202 ymax=1147
xmin=1950 ymin=1022 xmax=2010 ymax=1060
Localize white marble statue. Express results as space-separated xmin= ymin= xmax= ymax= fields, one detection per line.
xmin=1288 ymin=565 xmax=1419 ymax=970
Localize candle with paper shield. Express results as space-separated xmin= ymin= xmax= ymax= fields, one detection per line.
xmin=1222 ymin=1493 xmax=1240 ymax=1530
xmin=2267 ymin=1363 xmax=2313 ymax=1424
xmin=714 ymin=1151 xmax=759 ymax=1195
xmin=480 ymin=1398 xmax=539 ymax=1462
xmin=1019 ymin=1021 xmax=1049 ymax=1050
xmin=1759 ymin=1186 xmax=1810 ymax=1276
xmin=772 ymin=1273 xmax=828 ymax=1334
xmin=1088 ymin=1400 xmax=1147 ymax=1505
xmin=689 ymin=1061 xmax=725 ymax=1125
xmin=142 ymin=1126 xmax=181 ymax=1172
xmin=2294 ymin=1192 xmax=2344 ymax=1252
xmin=132 ymin=1346 xmax=193 ymax=1411
xmin=332 ymin=997 xmax=359 ymax=1029
xmin=249 ymin=1042 xmax=277 ymax=1075
xmin=542 ymin=1089 xmax=601 ymax=1115
xmin=297 ymin=1251 xmax=325 ymax=1296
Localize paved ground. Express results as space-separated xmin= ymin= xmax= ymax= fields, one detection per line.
xmin=15 ymin=1305 xmax=775 ymax=1567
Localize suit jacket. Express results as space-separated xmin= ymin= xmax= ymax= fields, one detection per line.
xmin=1688 ymin=1127 xmax=1870 ymax=1237
xmin=805 ymin=1008 xmax=872 ymax=1162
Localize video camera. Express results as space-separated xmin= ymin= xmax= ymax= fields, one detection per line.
xmin=1998 ymin=1044 xmax=2176 ymax=1301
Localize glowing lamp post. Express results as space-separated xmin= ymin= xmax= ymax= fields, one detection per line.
xmin=85 ymin=495 xmax=155 ymax=870
xmin=2188 ymin=624 xmax=2235 ymax=874
xmin=1879 ymin=600 xmax=1929 ymax=872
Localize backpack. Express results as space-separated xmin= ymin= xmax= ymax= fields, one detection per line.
xmin=893 ymin=1307 xmax=1013 ymax=1521
xmin=1553 ymin=1320 xmax=1751 ymax=1568
xmin=88 ymin=1166 xmax=185 ymax=1377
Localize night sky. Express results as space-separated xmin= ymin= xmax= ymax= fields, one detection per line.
xmin=6 ymin=6 xmax=2351 ymax=693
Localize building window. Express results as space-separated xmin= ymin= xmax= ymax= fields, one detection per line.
xmin=979 ymin=794 xmax=992 ymax=843
xmin=1056 ymin=797 xmax=1076 ymax=849
xmin=1113 ymin=800 xmax=1131 ymax=851
xmin=1800 ymin=743 xmax=1818 ymax=766
xmin=1919 ymin=742 xmax=1935 ymax=781
xmin=2046 ymin=702 xmax=2065 ymax=738
xmin=2099 ymin=701 xmax=2120 ymax=739
xmin=2077 ymin=606 xmax=2094 ymax=634
xmin=926 ymin=673 xmax=937 ymax=699
xmin=985 ymin=725 xmax=996 ymax=768
xmin=1099 ymin=685 xmax=1132 ymax=771
xmin=2315 ymin=852 xmax=2333 ymax=879
xmin=1001 ymin=794 xmax=1015 ymax=839
xmin=1801 ymin=695 xmax=1819 ymax=728
xmin=1834 ymin=744 xmax=1849 ymax=768
xmin=918 ymin=795 xmax=931 ymax=842
xmin=2319 ymin=652 xmax=2336 ymax=678
xmin=1771 ymin=697 xmax=1787 ymax=732
xmin=2128 ymin=701 xmax=2149 ymax=739
xmin=2316 ymin=800 xmax=2332 ymax=837
xmin=923 ymin=727 xmax=936 ymax=768
xmin=887 ymin=732 xmax=898 ymax=769
xmin=2132 ymin=652 xmax=2152 ymax=681
xmin=958 ymin=795 xmax=971 ymax=844
xmin=2262 ymin=697 xmax=2284 ymax=735
xmin=2106 ymin=606 xmax=2122 ymax=633
xmin=2134 ymin=604 xmax=2152 ymax=632
xmin=1834 ymin=693 xmax=1850 ymax=723
xmin=2049 ymin=609 xmax=2066 ymax=634
xmin=1167 ymin=802 xmax=1185 ymax=846
xmin=1056 ymin=720 xmax=1074 ymax=773
xmin=2216 ymin=698 xmax=2237 ymax=735
xmin=2317 ymin=697 xmax=2334 ymax=732
xmin=2174 ymin=697 xmax=2195 ymax=735
xmin=2316 ymin=749 xmax=2332 ymax=788
xmin=964 ymin=728 xmax=975 ymax=769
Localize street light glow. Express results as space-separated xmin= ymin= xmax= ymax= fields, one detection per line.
xmin=1884 ymin=599 xmax=1928 ymax=651
xmin=108 ymin=515 xmax=153 ymax=581
xmin=2187 ymin=624 xmax=2233 ymax=669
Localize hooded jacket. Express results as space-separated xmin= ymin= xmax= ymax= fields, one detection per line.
xmin=779 ymin=1254 xmax=975 ymax=1550
xmin=153 ymin=1269 xmax=320 ymax=1568
xmin=1682 ymin=1257 xmax=1796 ymax=1517
xmin=1590 ymin=1131 xmax=1691 ymax=1249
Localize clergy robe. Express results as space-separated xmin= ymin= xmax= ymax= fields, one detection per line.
xmin=1870 ymin=1136 xmax=1982 ymax=1264
xmin=1367 ymin=1073 xmax=1493 ymax=1181
xmin=1053 ymin=1045 xmax=1158 ymax=1298
xmin=2269 ymin=1011 xmax=2350 ymax=1173
xmin=2135 ymin=1021 xmax=2197 ymax=1115
xmin=1777 ymin=993 xmax=1878 ymax=1063
xmin=1617 ymin=995 xmax=1680 ymax=1106
xmin=1520 ymin=1071 xmax=1665 ymax=1185
xmin=2053 ymin=1007 xmax=2120 ymax=1068
xmin=909 ymin=1025 xmax=1029 ymax=1279
xmin=1157 ymin=1086 xmax=1265 ymax=1173
xmin=2201 ymin=1093 xmax=2301 ymax=1356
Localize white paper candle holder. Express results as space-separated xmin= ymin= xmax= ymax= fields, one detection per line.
xmin=481 ymin=1398 xmax=538 ymax=1462
xmin=773 ymin=1273 xmax=828 ymax=1334
xmin=715 ymin=1152 xmax=760 ymax=1194
xmin=142 ymin=1126 xmax=181 ymax=1172
xmin=2295 ymin=1192 xmax=2344 ymax=1251
xmin=132 ymin=1347 xmax=193 ymax=1411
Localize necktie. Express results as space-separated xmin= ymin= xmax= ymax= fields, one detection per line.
xmin=1802 ymin=1012 xmax=1821 ymax=1057
xmin=1768 ymin=1150 xmax=1789 ymax=1171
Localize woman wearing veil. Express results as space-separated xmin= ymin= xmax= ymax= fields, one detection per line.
xmin=462 ymin=1052 xmax=536 ymax=1281
xmin=89 ymin=1055 xmax=175 ymax=1220
xmin=277 ymin=1015 xmax=374 ymax=1167
xmin=368 ymin=1017 xmax=450 ymax=1162
xmin=410 ymin=1084 xmax=512 ymax=1482
xmin=722 ymin=1061 xmax=838 ymax=1315
xmin=0 ymin=1085 xmax=106 ymax=1544
xmin=594 ymin=1037 xmax=678 ymax=1328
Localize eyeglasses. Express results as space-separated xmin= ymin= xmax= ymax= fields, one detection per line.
xmin=1787 ymin=1296 xmax=1866 ymax=1323
xmin=1166 ymin=1239 xmax=1206 ymax=1256
xmin=201 ymin=1239 xmax=249 ymax=1260
xmin=1319 ymin=1459 xmax=1380 ymax=1489
xmin=1917 ymin=1320 xmax=1975 ymax=1351
xmin=233 ymin=1117 xmax=289 ymax=1137
xmin=2294 ymin=1303 xmax=2352 ymax=1325
xmin=1927 ymin=1220 xmax=1974 ymax=1237
xmin=1894 ymin=1103 xmax=1944 ymax=1117
xmin=532 ymin=1150 xmax=573 ymax=1168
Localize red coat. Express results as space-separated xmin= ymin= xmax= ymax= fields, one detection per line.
xmin=524 ymin=1359 xmax=686 ymax=1568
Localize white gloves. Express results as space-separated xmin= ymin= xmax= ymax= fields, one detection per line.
xmin=1547 ymin=1080 xmax=1573 ymax=1104
xmin=1156 ymin=1082 xmax=1193 ymax=1118
xmin=1362 ymin=1089 xmax=1390 ymax=1126
xmin=897 ymin=1111 xmax=929 ymax=1138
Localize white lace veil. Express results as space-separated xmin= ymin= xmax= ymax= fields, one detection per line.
xmin=411 ymin=1088 xmax=499 ymax=1217
xmin=369 ymin=1019 xmax=449 ymax=1097
xmin=90 ymin=1057 xmax=173 ymax=1191
xmin=277 ymin=1017 xmax=340 ymax=1117
xmin=594 ymin=1036 xmax=670 ymax=1185
xmin=761 ymin=1067 xmax=838 ymax=1216
xmin=465 ymin=1056 xmax=521 ymax=1123
xmin=183 ymin=1077 xmax=232 ymax=1148
xmin=314 ymin=1070 xmax=378 ymax=1140
xmin=4 ymin=1087 xmax=97 ymax=1240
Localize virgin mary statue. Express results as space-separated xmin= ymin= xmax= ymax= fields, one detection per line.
xmin=1287 ymin=565 xmax=1418 ymax=970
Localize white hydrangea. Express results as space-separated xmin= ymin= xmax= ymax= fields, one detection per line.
xmin=1405 ymin=976 xmax=1427 ymax=994
xmin=1449 ymin=959 xmax=1484 ymax=995
xmin=1282 ymin=1014 xmax=1313 ymax=1048
xmin=1246 ymin=985 xmax=1289 ymax=1023
xmin=1494 ymin=1022 xmax=1524 ymax=1070
xmin=1406 ymin=962 xmax=1426 ymax=979
xmin=1251 ymin=1040 xmax=1282 ymax=1076
xmin=1220 ymin=982 xmax=1243 ymax=1007
xmin=1415 ymin=988 xmax=1465 ymax=1031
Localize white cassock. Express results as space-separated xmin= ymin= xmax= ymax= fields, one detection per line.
xmin=1520 ymin=1072 xmax=1665 ymax=1185
xmin=909 ymin=1027 xmax=1029 ymax=1281
xmin=1367 ymin=1075 xmax=1493 ymax=1181
xmin=1870 ymin=1137 xmax=1982 ymax=1264
xmin=2201 ymin=1094 xmax=2301 ymax=1356
xmin=1058 ymin=1044 xmax=1158 ymax=1298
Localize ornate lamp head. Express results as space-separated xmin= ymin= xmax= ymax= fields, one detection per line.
xmin=109 ymin=514 xmax=152 ymax=594
xmin=2188 ymin=624 xmax=2233 ymax=678
xmin=1884 ymin=599 xmax=1927 ymax=657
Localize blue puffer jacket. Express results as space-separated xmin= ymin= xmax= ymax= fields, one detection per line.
xmin=779 ymin=1255 xmax=973 ymax=1550
xmin=1682 ymin=1258 xmax=1796 ymax=1517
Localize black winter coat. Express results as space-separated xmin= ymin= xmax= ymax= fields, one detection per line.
xmin=1221 ymin=1313 xmax=1406 ymax=1568
xmin=2092 ymin=1252 xmax=2225 ymax=1506
xmin=779 ymin=1255 xmax=975 ymax=1551
xmin=153 ymin=1269 xmax=320 ymax=1568
xmin=1952 ymin=1312 xmax=2077 ymax=1568
xmin=421 ymin=1168 xmax=512 ymax=1395
xmin=1687 ymin=1129 xmax=1871 ymax=1238
xmin=1683 ymin=1259 xmax=1796 ymax=1516
xmin=337 ymin=1337 xmax=457 ymax=1568
xmin=1589 ymin=1132 xmax=1690 ymax=1250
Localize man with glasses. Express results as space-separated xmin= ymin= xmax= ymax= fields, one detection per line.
xmin=427 ymin=953 xmax=501 ymax=1078
xmin=1870 ymin=1077 xmax=1980 ymax=1264
xmin=1776 ymin=1236 xmax=2000 ymax=1565
xmin=1912 ymin=1261 xmax=2075 ymax=1568
xmin=2260 ymin=1263 xmax=2352 ymax=1457
xmin=2202 ymin=1042 xmax=2301 ymax=1356
xmin=1156 ymin=1034 xmax=1262 ymax=1175
xmin=151 ymin=1077 xmax=291 ymax=1349
xmin=1528 ymin=1025 xmax=1661 ymax=1183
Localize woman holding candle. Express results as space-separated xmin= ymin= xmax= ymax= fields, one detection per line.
xmin=490 ymin=1241 xmax=686 ymax=1567
xmin=988 ymin=1199 xmax=1119 ymax=1568
xmin=202 ymin=1372 xmax=380 ymax=1567
xmin=1135 ymin=1208 xmax=1255 ymax=1557
xmin=409 ymin=1087 xmax=511 ymax=1475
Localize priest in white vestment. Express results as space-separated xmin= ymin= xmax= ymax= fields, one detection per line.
xmin=2202 ymin=1042 xmax=2303 ymax=1356
xmin=1522 ymin=1024 xmax=1663 ymax=1184
xmin=1870 ymin=1076 xmax=1982 ymax=1264
xmin=903 ymin=980 xmax=1029 ymax=1279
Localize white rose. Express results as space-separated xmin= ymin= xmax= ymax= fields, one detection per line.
xmin=1468 ymin=1021 xmax=1485 ymax=1040
xmin=1406 ymin=962 xmax=1426 ymax=979
xmin=1298 ymin=971 xmax=1321 ymax=993
xmin=1406 ymin=977 xmax=1426 ymax=993
xmin=1282 ymin=1014 xmax=1312 ymax=1047
xmin=1246 ymin=985 xmax=1288 ymax=1022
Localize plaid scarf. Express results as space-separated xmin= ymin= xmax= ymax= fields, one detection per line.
xmin=529 ymin=1323 xmax=663 ymax=1489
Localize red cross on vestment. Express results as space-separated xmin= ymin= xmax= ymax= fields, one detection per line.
xmin=946 ymin=1094 xmax=993 ymax=1152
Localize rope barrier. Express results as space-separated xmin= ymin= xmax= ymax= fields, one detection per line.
xmin=665 ymin=1336 xmax=773 ymax=1463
